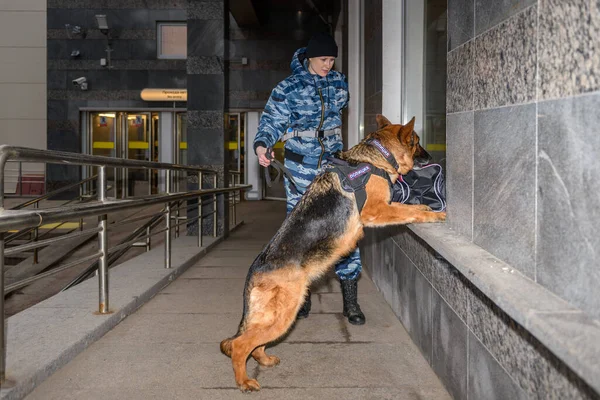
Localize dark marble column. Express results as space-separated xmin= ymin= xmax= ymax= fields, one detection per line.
xmin=186 ymin=0 xmax=229 ymax=237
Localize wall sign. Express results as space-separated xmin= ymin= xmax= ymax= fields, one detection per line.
xmin=140 ymin=89 xmax=187 ymax=101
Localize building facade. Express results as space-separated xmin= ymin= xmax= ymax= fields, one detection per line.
xmin=1 ymin=0 xmax=599 ymax=398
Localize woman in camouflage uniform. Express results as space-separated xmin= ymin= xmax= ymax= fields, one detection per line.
xmin=253 ymin=32 xmax=365 ymax=325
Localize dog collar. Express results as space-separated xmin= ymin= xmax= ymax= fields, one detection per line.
xmin=365 ymin=138 xmax=400 ymax=171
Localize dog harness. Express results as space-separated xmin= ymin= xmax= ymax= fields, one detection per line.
xmin=325 ymin=160 xmax=392 ymax=212
xmin=325 ymin=139 xmax=398 ymax=212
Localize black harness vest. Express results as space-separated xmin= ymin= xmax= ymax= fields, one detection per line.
xmin=325 ymin=139 xmax=398 ymax=212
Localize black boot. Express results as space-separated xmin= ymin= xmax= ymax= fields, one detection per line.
xmin=296 ymin=290 xmax=311 ymax=319
xmin=341 ymin=278 xmax=365 ymax=325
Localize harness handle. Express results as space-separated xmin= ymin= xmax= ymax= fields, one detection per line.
xmin=263 ymin=147 xmax=299 ymax=194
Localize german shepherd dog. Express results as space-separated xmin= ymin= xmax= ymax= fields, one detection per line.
xmin=220 ymin=115 xmax=445 ymax=392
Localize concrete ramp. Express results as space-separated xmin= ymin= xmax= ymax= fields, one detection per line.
xmin=20 ymin=201 xmax=451 ymax=400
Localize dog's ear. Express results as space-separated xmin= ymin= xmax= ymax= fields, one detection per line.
xmin=376 ymin=114 xmax=392 ymax=129
xmin=399 ymin=117 xmax=416 ymax=144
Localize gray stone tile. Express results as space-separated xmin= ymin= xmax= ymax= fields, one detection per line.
xmin=468 ymin=331 xmax=528 ymax=400
xmin=432 ymin=258 xmax=469 ymax=323
xmin=187 ymin=1 xmax=223 ymax=20
xmin=447 ymin=41 xmax=473 ymax=113
xmin=367 ymin=228 xmax=384 ymax=287
xmin=145 ymin=70 xmax=187 ymax=88
xmin=391 ymin=227 xmax=436 ymax=282
xmin=186 ymin=55 xmax=223 ymax=74
xmin=376 ymin=232 xmax=397 ymax=306
xmin=47 ymin=100 xmax=68 ymax=121
xmin=539 ymin=0 xmax=600 ymax=100
xmin=187 ymin=74 xmax=224 ymax=110
xmin=448 ymin=0 xmax=474 ymax=51
xmin=187 ymin=127 xmax=225 ymax=164
xmin=475 ymin=0 xmax=537 ymax=35
xmin=446 ymin=111 xmax=474 ymax=238
xmin=473 ymin=104 xmax=536 ymax=278
xmin=467 ymin=286 xmax=535 ymax=394
xmin=537 ymin=94 xmax=600 ymax=319
xmin=393 ymin=244 xmax=415 ymax=332
xmin=187 ymin=110 xmax=223 ymax=129
xmin=187 ymin=20 xmax=225 ymax=56
xmin=432 ymin=292 xmax=468 ymax=400
xmin=528 ymin=311 xmax=600 ymax=398
xmin=412 ymin=261 xmax=433 ymax=363
xmin=466 ymin=286 xmax=598 ymax=399
xmin=474 ymin=6 xmax=537 ymax=110
xmin=529 ymin=329 xmax=600 ymax=400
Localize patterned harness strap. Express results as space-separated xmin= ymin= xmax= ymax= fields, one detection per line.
xmin=325 ymin=139 xmax=400 ymax=212
xmin=264 ymin=148 xmax=299 ymax=194
xmin=364 ymin=138 xmax=400 ymax=171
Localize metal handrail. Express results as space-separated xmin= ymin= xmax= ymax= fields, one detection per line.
xmin=0 ymin=186 xmax=245 ymax=232
xmin=0 ymin=146 xmax=252 ymax=383
xmin=10 ymin=174 xmax=98 ymax=210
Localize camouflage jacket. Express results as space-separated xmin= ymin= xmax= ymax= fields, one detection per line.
xmin=253 ymin=47 xmax=349 ymax=165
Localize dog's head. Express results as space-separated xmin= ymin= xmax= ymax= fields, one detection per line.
xmin=370 ymin=114 xmax=431 ymax=175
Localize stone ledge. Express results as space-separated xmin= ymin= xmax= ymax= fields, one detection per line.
xmin=0 ymin=227 xmax=241 ymax=400
xmin=408 ymin=223 xmax=600 ymax=395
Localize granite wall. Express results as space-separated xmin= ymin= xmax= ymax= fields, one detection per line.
xmin=446 ymin=0 xmax=600 ymax=323
xmin=362 ymin=0 xmax=600 ymax=398
xmin=185 ymin=0 xmax=227 ymax=236
xmin=46 ymin=0 xmax=187 ymax=191
xmin=361 ymin=226 xmax=598 ymax=400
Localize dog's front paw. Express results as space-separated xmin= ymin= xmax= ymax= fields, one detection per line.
xmin=238 ymin=379 xmax=261 ymax=392
xmin=435 ymin=211 xmax=446 ymax=221
xmin=414 ymin=204 xmax=432 ymax=211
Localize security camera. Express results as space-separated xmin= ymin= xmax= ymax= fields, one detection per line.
xmin=72 ymin=77 xmax=88 ymax=90
xmin=95 ymin=15 xmax=109 ymax=35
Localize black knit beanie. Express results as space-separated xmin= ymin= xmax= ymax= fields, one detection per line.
xmin=305 ymin=32 xmax=338 ymax=58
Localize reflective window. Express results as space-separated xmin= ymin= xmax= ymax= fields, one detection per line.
xmin=157 ymin=23 xmax=187 ymax=59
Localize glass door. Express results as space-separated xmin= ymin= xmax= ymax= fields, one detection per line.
xmin=90 ymin=112 xmax=118 ymax=197
xmin=225 ymin=113 xmax=240 ymax=173
xmin=176 ymin=112 xmax=187 ymax=165
xmin=123 ymin=112 xmax=152 ymax=197
xmin=89 ymin=111 xmax=160 ymax=198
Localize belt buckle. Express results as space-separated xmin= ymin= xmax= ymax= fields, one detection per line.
xmin=317 ymin=130 xmax=324 ymax=138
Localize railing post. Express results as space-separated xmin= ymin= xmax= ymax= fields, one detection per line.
xmin=198 ymin=172 xmax=203 ymax=247
xmin=213 ymin=174 xmax=217 ymax=237
xmin=0 ymin=232 xmax=6 ymax=383
xmin=165 ymin=170 xmax=172 ymax=268
xmin=79 ymin=184 xmax=84 ymax=231
xmin=18 ymin=162 xmax=22 ymax=196
xmin=145 ymin=225 xmax=151 ymax=252
xmin=33 ymin=202 xmax=39 ymax=264
xmin=175 ymin=199 xmax=180 ymax=239
xmin=97 ymin=166 xmax=110 ymax=314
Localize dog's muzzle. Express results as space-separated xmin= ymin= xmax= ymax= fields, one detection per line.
xmin=413 ymin=145 xmax=432 ymax=170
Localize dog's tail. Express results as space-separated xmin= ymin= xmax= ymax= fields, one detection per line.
xmin=220 ymin=336 xmax=236 ymax=357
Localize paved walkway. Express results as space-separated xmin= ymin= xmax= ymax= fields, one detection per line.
xmin=26 ymin=200 xmax=451 ymax=400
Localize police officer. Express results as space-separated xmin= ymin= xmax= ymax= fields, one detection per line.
xmin=253 ymin=32 xmax=365 ymax=325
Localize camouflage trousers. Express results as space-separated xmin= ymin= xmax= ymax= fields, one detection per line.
xmin=283 ymin=157 xmax=362 ymax=281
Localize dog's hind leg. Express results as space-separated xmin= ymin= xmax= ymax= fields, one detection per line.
xmin=251 ymin=345 xmax=280 ymax=367
xmin=230 ymin=273 xmax=306 ymax=392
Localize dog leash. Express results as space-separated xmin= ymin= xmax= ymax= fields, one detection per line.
xmin=263 ymin=148 xmax=299 ymax=194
